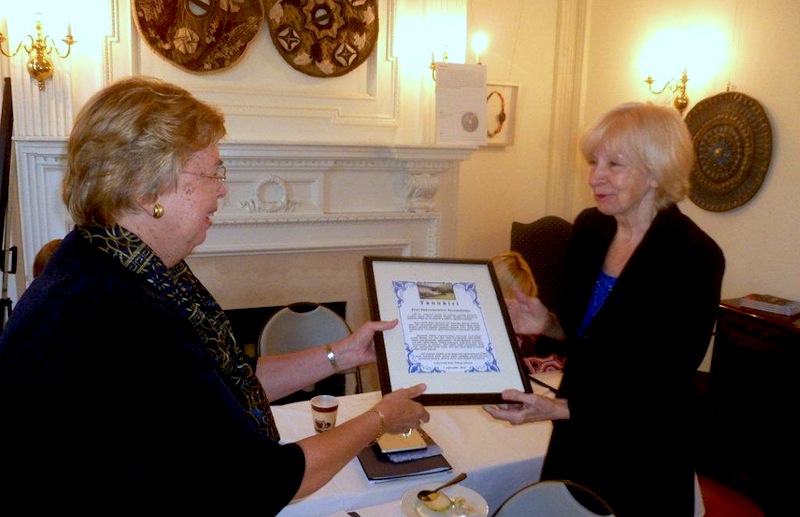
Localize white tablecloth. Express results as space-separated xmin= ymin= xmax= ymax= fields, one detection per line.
xmin=274 ymin=372 xmax=563 ymax=517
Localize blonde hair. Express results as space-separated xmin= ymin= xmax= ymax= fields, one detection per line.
xmin=579 ymin=102 xmax=694 ymax=210
xmin=492 ymin=251 xmax=538 ymax=299
xmin=63 ymin=76 xmax=226 ymax=226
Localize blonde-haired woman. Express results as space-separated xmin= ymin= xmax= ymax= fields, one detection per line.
xmin=485 ymin=102 xmax=724 ymax=516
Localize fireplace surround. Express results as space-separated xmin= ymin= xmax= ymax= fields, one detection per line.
xmin=14 ymin=139 xmax=474 ymax=318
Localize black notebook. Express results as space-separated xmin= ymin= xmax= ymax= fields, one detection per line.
xmin=357 ymin=429 xmax=452 ymax=482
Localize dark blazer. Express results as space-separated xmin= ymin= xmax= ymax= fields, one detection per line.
xmin=0 ymin=229 xmax=305 ymax=513
xmin=541 ymin=205 xmax=725 ymax=517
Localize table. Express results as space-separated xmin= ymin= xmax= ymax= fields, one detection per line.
xmin=705 ymin=299 xmax=798 ymax=513
xmin=273 ymin=372 xmax=563 ymax=517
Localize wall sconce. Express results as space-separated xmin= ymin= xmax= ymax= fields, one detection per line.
xmin=430 ymin=51 xmax=449 ymax=81
xmin=644 ymin=69 xmax=689 ymax=114
xmin=0 ymin=19 xmax=76 ymax=91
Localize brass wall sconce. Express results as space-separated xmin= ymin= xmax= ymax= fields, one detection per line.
xmin=0 ymin=19 xmax=76 ymax=91
xmin=645 ymin=69 xmax=689 ymax=114
xmin=430 ymin=51 xmax=448 ymax=81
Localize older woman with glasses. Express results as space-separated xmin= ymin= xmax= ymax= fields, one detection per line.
xmin=0 ymin=76 xmax=428 ymax=513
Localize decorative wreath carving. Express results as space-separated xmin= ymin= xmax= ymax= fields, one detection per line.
xmin=685 ymin=91 xmax=773 ymax=212
xmin=133 ymin=0 xmax=264 ymax=73
xmin=240 ymin=175 xmax=292 ymax=213
xmin=265 ymin=0 xmax=379 ymax=78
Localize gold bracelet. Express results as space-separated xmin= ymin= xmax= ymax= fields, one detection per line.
xmin=367 ymin=408 xmax=385 ymax=446
xmin=325 ymin=344 xmax=341 ymax=373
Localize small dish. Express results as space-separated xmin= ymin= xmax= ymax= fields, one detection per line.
xmin=401 ymin=483 xmax=489 ymax=517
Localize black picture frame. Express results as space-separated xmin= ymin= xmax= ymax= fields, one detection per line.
xmin=363 ymin=256 xmax=532 ymax=405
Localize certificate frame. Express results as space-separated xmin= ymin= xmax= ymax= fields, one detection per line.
xmin=363 ymin=256 xmax=533 ymax=405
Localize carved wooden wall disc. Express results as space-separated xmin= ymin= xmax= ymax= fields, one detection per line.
xmin=265 ymin=0 xmax=379 ymax=78
xmin=684 ymin=91 xmax=772 ymax=212
xmin=133 ymin=0 xmax=264 ymax=73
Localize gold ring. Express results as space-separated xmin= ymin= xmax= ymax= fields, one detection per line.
xmin=402 ymin=428 xmax=413 ymax=438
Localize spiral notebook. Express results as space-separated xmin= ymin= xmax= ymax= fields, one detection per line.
xmin=357 ymin=428 xmax=452 ymax=482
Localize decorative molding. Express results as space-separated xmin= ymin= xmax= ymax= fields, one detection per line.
xmin=128 ymin=0 xmax=402 ymax=136
xmin=9 ymin=56 xmax=73 ymax=137
xmin=405 ymin=173 xmax=438 ymax=212
xmin=548 ymin=0 xmax=588 ymax=217
xmin=104 ymin=0 xmax=134 ymax=84
xmin=13 ymin=139 xmax=471 ymax=285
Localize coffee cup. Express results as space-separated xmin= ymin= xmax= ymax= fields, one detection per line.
xmin=310 ymin=394 xmax=339 ymax=433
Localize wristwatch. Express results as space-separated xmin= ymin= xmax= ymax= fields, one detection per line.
xmin=325 ymin=344 xmax=341 ymax=373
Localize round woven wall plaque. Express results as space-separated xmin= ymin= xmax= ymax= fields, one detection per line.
xmin=133 ymin=0 xmax=264 ymax=73
xmin=265 ymin=0 xmax=379 ymax=78
xmin=684 ymin=91 xmax=772 ymax=212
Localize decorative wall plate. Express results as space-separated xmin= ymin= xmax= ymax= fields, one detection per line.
xmin=265 ymin=0 xmax=379 ymax=78
xmin=684 ymin=91 xmax=773 ymax=212
xmin=133 ymin=0 xmax=264 ymax=73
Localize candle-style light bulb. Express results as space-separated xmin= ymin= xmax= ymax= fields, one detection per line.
xmin=471 ymin=32 xmax=488 ymax=65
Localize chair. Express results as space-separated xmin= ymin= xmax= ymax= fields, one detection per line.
xmin=258 ymin=302 xmax=362 ymax=401
xmin=510 ymin=216 xmax=573 ymax=312
xmin=493 ymin=479 xmax=615 ymax=517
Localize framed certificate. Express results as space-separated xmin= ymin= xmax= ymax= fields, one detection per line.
xmin=363 ymin=256 xmax=533 ymax=405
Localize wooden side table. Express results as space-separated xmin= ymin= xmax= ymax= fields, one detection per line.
xmin=705 ymin=298 xmax=799 ymax=515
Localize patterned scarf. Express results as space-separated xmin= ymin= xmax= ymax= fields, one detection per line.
xmin=78 ymin=224 xmax=280 ymax=441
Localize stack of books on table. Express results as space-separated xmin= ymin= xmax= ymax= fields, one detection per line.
xmin=740 ymin=293 xmax=800 ymax=316
xmin=357 ymin=428 xmax=452 ymax=483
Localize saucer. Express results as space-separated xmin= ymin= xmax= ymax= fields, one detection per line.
xmin=401 ymin=483 xmax=489 ymax=517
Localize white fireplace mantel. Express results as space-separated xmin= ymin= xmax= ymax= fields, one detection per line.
xmin=13 ymin=138 xmax=475 ymax=289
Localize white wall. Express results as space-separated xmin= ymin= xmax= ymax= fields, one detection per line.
xmin=582 ymin=0 xmax=800 ymax=303
xmin=460 ymin=0 xmax=800 ymax=306
xmin=456 ymin=0 xmax=800 ymax=371
xmin=457 ymin=0 xmax=561 ymax=259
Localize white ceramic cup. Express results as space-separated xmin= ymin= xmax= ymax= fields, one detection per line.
xmin=310 ymin=394 xmax=339 ymax=433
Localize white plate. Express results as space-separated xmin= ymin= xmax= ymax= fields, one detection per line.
xmin=401 ymin=483 xmax=489 ymax=517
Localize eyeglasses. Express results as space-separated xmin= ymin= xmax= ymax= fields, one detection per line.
xmin=183 ymin=165 xmax=227 ymax=183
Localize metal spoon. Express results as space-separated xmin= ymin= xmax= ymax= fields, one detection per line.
xmin=417 ymin=472 xmax=468 ymax=502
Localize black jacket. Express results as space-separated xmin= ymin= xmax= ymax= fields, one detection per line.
xmin=541 ymin=205 xmax=725 ymax=517
xmin=0 ymin=229 xmax=305 ymax=513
